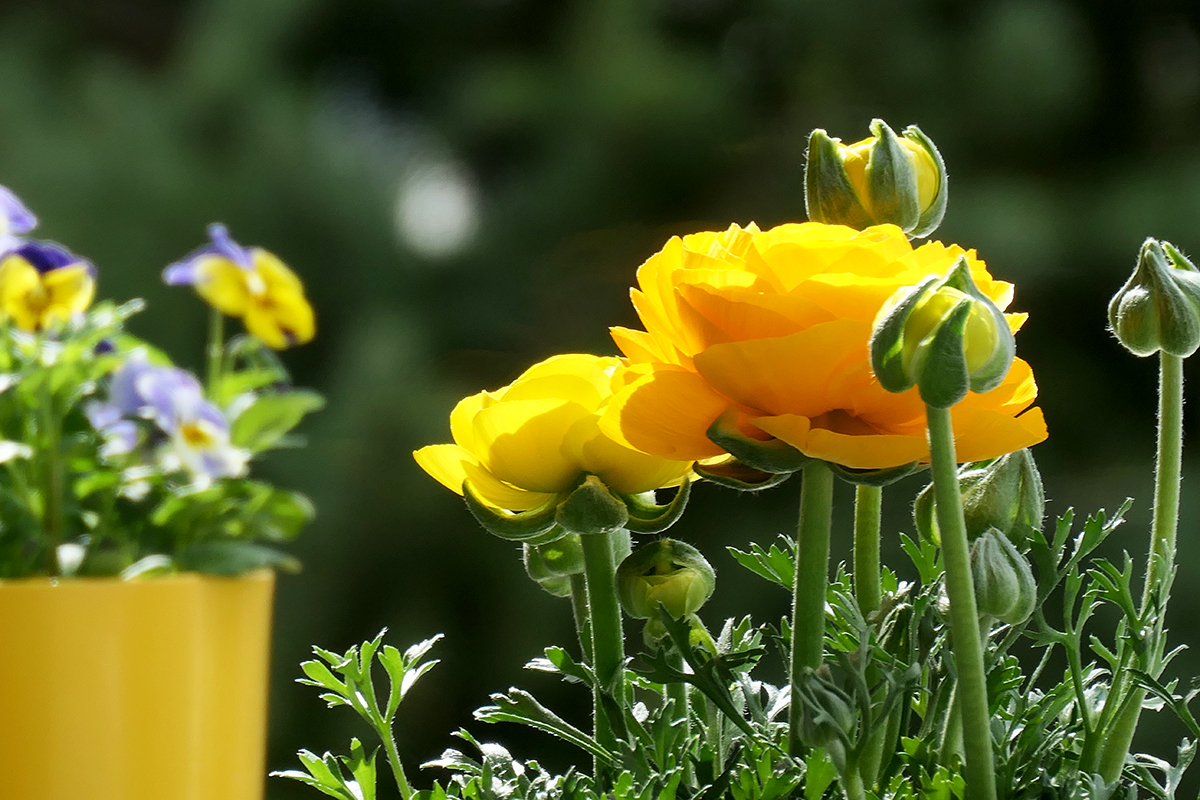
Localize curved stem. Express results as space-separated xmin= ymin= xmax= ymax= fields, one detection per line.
xmin=1095 ymin=352 xmax=1185 ymax=782
xmin=569 ymin=573 xmax=594 ymax=663
xmin=788 ymin=460 xmax=835 ymax=756
xmin=853 ymin=485 xmax=883 ymax=615
xmin=581 ymin=531 xmax=626 ymax=782
xmin=927 ymin=405 xmax=996 ymax=800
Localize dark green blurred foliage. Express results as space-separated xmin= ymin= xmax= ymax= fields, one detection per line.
xmin=7 ymin=0 xmax=1200 ymax=795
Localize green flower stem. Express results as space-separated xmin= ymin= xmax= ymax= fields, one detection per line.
xmin=569 ymin=573 xmax=594 ymax=663
xmin=581 ymin=530 xmax=626 ymax=779
xmin=788 ymin=460 xmax=835 ymax=756
xmin=1095 ymin=352 xmax=1184 ymax=782
xmin=853 ymin=484 xmax=883 ymax=615
xmin=665 ymin=646 xmax=690 ymax=736
xmin=39 ymin=376 xmax=62 ymax=575
xmin=927 ymin=404 xmax=997 ymax=800
xmin=207 ymin=305 xmax=224 ymax=396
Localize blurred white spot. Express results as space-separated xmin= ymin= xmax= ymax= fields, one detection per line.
xmin=395 ymin=159 xmax=480 ymax=260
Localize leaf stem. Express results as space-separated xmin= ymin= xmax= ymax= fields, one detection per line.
xmin=1095 ymin=351 xmax=1184 ymax=782
xmin=381 ymin=727 xmax=413 ymax=800
xmin=927 ymin=404 xmax=996 ymax=800
xmin=853 ymin=484 xmax=883 ymax=615
xmin=581 ymin=530 xmax=626 ymax=783
xmin=569 ymin=573 xmax=594 ymax=663
xmin=788 ymin=460 xmax=834 ymax=755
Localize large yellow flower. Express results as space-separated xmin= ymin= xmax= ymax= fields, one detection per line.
xmin=600 ymin=222 xmax=1047 ymax=471
xmin=414 ymin=354 xmax=693 ymax=511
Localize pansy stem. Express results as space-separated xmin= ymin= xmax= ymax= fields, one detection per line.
xmin=569 ymin=573 xmax=594 ymax=663
xmin=853 ymin=484 xmax=883 ymax=615
xmin=206 ymin=305 xmax=224 ymax=397
xmin=788 ymin=460 xmax=834 ymax=756
xmin=39 ymin=380 xmax=62 ymax=575
xmin=1095 ymin=352 xmax=1184 ymax=782
xmin=581 ymin=530 xmax=626 ymax=782
xmin=927 ymin=404 xmax=996 ymax=800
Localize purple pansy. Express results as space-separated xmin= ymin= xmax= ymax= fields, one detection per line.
xmin=162 ymin=223 xmax=254 ymax=286
xmin=0 ymin=186 xmax=36 ymax=238
xmin=9 ymin=240 xmax=95 ymax=277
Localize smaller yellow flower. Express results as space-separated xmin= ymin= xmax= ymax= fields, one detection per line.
xmin=414 ymin=353 xmax=693 ymax=512
xmin=0 ymin=242 xmax=96 ymax=332
xmin=163 ymin=224 xmax=315 ymax=350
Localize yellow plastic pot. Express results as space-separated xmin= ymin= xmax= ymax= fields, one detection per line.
xmin=0 ymin=570 xmax=274 ymax=800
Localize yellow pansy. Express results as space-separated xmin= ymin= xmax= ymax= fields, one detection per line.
xmin=601 ymin=222 xmax=1047 ymax=471
xmin=414 ymin=354 xmax=693 ymax=511
xmin=0 ymin=242 xmax=96 ymax=332
xmin=163 ymin=224 xmax=315 ymax=350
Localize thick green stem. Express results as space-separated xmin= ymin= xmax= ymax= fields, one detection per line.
xmin=569 ymin=573 xmax=594 ymax=663
xmin=853 ymin=485 xmax=883 ymax=615
xmin=581 ymin=531 xmax=626 ymax=781
xmin=927 ymin=405 xmax=997 ymax=800
xmin=1095 ymin=353 xmax=1184 ymax=782
xmin=665 ymin=646 xmax=690 ymax=733
xmin=788 ymin=461 xmax=835 ymax=756
xmin=207 ymin=306 xmax=224 ymax=396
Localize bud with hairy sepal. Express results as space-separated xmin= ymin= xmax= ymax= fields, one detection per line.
xmin=971 ymin=528 xmax=1037 ymax=624
xmin=524 ymin=534 xmax=586 ymax=581
xmin=794 ymin=665 xmax=857 ymax=750
xmin=1109 ymin=238 xmax=1200 ymax=358
xmin=554 ymin=475 xmax=629 ymax=535
xmin=914 ymin=449 xmax=1044 ymax=544
xmin=806 ymin=119 xmax=947 ymax=238
xmin=617 ymin=538 xmax=715 ymax=620
xmin=870 ymin=258 xmax=1015 ymax=408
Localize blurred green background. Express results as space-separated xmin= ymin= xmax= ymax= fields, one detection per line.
xmin=7 ymin=0 xmax=1200 ymax=794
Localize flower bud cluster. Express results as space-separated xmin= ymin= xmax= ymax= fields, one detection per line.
xmin=1109 ymin=238 xmax=1200 ymax=358
xmin=806 ymin=119 xmax=947 ymax=238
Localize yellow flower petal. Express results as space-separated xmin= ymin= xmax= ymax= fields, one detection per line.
xmin=500 ymin=354 xmax=619 ymax=411
xmin=0 ymin=256 xmax=44 ymax=331
xmin=472 ymin=397 xmax=593 ymax=493
xmin=692 ymin=320 xmax=870 ymax=418
xmin=195 ymin=256 xmax=252 ymax=316
xmin=413 ymin=444 xmax=554 ymax=511
xmin=600 ymin=365 xmax=728 ymax=461
xmin=949 ymin=406 xmax=1048 ymax=463
xmin=565 ymin=414 xmax=692 ymax=494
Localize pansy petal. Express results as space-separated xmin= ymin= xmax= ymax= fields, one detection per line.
xmin=600 ymin=365 xmax=728 ymax=461
xmin=194 ymin=256 xmax=252 ymax=315
xmin=0 ymin=255 xmax=42 ymax=330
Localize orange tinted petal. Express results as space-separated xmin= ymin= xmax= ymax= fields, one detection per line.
xmin=692 ymin=319 xmax=870 ymax=418
xmin=750 ymin=413 xmax=929 ymax=470
xmin=950 ymin=406 xmax=1048 ymax=463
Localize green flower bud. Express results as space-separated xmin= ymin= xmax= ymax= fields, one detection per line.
xmin=870 ymin=258 xmax=1015 ymax=408
xmin=1109 ymin=238 xmax=1200 ymax=358
xmin=806 ymin=119 xmax=947 ymax=238
xmin=971 ymin=528 xmax=1037 ymax=625
xmin=523 ymin=534 xmax=586 ymax=582
xmin=914 ymin=449 xmax=1044 ymax=545
xmin=795 ymin=666 xmax=857 ymax=750
xmin=616 ymin=538 xmax=715 ymax=620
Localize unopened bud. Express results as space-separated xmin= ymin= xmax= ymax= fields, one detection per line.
xmin=914 ymin=449 xmax=1044 ymax=544
xmin=523 ymin=534 xmax=586 ymax=582
xmin=1109 ymin=238 xmax=1200 ymax=358
xmin=971 ymin=528 xmax=1037 ymax=625
xmin=806 ymin=119 xmax=947 ymax=238
xmin=616 ymin=538 xmax=715 ymax=620
xmin=871 ymin=258 xmax=1014 ymax=408
xmin=795 ymin=665 xmax=857 ymax=750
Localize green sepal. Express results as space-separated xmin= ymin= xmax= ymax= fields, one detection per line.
xmin=971 ymin=528 xmax=1037 ymax=624
xmin=1109 ymin=238 xmax=1200 ymax=358
xmin=554 ymin=475 xmax=629 ymax=535
xmin=905 ymin=125 xmax=948 ymax=238
xmin=866 ymin=118 xmax=920 ymax=232
xmin=941 ymin=258 xmax=1015 ymax=393
xmin=524 ymin=534 xmax=586 ymax=580
xmin=620 ymin=478 xmax=691 ymax=534
xmin=913 ymin=482 xmax=939 ymax=546
xmin=706 ymin=406 xmax=810 ymax=474
xmin=914 ymin=298 xmax=972 ymax=408
xmin=693 ymin=458 xmax=794 ymax=491
xmin=829 ymin=461 xmax=923 ymax=487
xmin=462 ymin=480 xmax=561 ymax=541
xmin=869 ymin=276 xmax=938 ymax=393
xmin=805 ymin=129 xmax=873 ymax=229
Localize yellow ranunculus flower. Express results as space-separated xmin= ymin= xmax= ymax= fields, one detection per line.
xmin=0 ymin=242 xmax=95 ymax=332
xmin=414 ymin=354 xmax=693 ymax=511
xmin=600 ymin=222 xmax=1047 ymax=471
xmin=163 ymin=224 xmax=315 ymax=350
